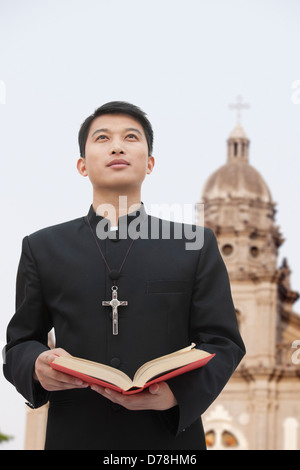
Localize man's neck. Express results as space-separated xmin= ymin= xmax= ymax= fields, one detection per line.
xmin=92 ymin=190 xmax=142 ymax=226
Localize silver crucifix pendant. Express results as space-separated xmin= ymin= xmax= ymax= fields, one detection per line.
xmin=102 ymin=286 xmax=128 ymax=335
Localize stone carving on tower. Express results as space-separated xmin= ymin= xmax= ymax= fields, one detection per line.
xmin=198 ymin=101 xmax=300 ymax=450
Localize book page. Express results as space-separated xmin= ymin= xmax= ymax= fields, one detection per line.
xmin=133 ymin=343 xmax=195 ymax=380
xmin=52 ymin=356 xmax=133 ymax=390
xmin=133 ymin=347 xmax=210 ymax=388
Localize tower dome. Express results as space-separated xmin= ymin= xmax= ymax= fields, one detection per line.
xmin=201 ymin=124 xmax=273 ymax=204
xmin=197 ymin=120 xmax=284 ymax=287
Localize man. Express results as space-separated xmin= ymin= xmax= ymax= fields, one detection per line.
xmin=3 ymin=101 xmax=245 ymax=450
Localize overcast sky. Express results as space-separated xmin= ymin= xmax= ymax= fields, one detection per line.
xmin=1 ymin=0 xmax=299 ymax=449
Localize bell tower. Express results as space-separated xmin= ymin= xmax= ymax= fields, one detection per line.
xmin=199 ymin=108 xmax=300 ymax=450
xmin=198 ymin=120 xmax=284 ymax=367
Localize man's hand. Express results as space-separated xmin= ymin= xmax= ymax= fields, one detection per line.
xmin=90 ymin=381 xmax=177 ymax=411
xmin=34 ymin=348 xmax=89 ymax=391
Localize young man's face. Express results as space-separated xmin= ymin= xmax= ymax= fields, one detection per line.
xmin=77 ymin=114 xmax=154 ymax=193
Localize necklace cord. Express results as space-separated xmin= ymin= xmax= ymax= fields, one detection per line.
xmin=86 ymin=214 xmax=147 ymax=282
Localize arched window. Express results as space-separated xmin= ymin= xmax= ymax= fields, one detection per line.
xmin=205 ymin=428 xmax=240 ymax=450
xmin=205 ymin=430 xmax=215 ymax=447
xmin=283 ymin=417 xmax=299 ymax=450
xmin=222 ymin=430 xmax=239 ymax=448
xmin=204 ymin=405 xmax=248 ymax=450
xmin=234 ymin=142 xmax=238 ymax=156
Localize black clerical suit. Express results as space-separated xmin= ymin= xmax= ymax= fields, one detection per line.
xmin=3 ymin=205 xmax=245 ymax=450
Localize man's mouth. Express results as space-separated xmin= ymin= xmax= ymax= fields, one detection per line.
xmin=107 ymin=159 xmax=130 ymax=168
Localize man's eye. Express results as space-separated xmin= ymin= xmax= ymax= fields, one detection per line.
xmin=96 ymin=135 xmax=108 ymax=141
xmin=126 ymin=134 xmax=137 ymax=139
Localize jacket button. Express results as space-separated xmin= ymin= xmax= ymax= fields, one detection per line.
xmin=110 ymin=357 xmax=121 ymax=368
xmin=109 ymin=232 xmax=120 ymax=242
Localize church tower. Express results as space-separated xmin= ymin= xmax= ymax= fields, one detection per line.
xmin=199 ymin=123 xmax=283 ymax=367
xmin=198 ymin=117 xmax=300 ymax=450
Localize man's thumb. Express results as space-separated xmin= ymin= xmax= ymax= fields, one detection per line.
xmin=148 ymin=383 xmax=160 ymax=394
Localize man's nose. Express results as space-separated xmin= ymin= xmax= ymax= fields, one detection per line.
xmin=111 ymin=148 xmax=124 ymax=155
xmin=110 ymin=140 xmax=125 ymax=155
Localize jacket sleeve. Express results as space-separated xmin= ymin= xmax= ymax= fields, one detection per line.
xmin=166 ymin=227 xmax=246 ymax=436
xmin=3 ymin=236 xmax=52 ymax=408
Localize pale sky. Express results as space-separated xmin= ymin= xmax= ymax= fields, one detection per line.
xmin=0 ymin=0 xmax=299 ymax=449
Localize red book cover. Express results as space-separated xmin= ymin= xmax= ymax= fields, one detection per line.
xmin=50 ymin=353 xmax=215 ymax=395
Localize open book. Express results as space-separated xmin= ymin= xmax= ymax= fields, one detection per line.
xmin=50 ymin=344 xmax=215 ymax=395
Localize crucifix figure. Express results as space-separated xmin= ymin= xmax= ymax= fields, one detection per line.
xmin=102 ymin=286 xmax=128 ymax=335
xmin=229 ymin=95 xmax=250 ymax=125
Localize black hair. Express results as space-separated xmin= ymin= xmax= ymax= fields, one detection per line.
xmin=78 ymin=101 xmax=154 ymax=158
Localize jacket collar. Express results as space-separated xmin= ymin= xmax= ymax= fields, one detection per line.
xmin=86 ymin=202 xmax=147 ymax=233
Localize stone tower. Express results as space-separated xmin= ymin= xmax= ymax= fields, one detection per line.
xmin=199 ymin=123 xmax=300 ymax=450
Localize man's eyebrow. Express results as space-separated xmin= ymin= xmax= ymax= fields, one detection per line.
xmin=91 ymin=127 xmax=143 ymax=138
xmin=91 ymin=128 xmax=109 ymax=137
xmin=124 ymin=127 xmax=143 ymax=136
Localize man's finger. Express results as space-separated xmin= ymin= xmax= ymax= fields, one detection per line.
xmin=148 ymin=383 xmax=160 ymax=394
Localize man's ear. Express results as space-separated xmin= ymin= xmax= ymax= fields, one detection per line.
xmin=147 ymin=156 xmax=155 ymax=175
xmin=77 ymin=157 xmax=88 ymax=177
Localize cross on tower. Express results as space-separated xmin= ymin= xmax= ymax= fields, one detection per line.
xmin=229 ymin=95 xmax=250 ymax=125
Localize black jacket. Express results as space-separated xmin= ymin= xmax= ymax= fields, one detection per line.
xmin=3 ymin=205 xmax=245 ymax=450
